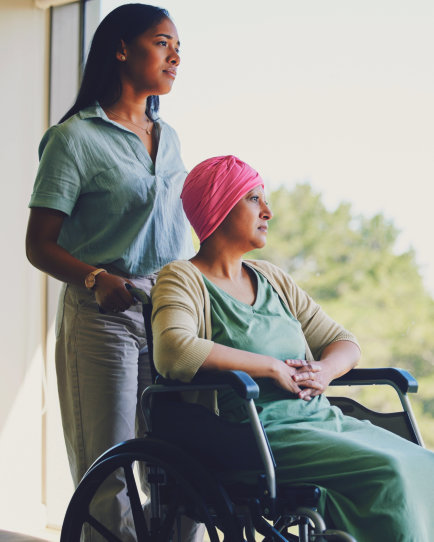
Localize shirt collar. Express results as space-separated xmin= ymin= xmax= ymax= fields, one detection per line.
xmin=78 ymin=101 xmax=162 ymax=128
xmin=78 ymin=102 xmax=107 ymax=121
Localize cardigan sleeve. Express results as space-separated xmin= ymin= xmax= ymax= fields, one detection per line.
xmin=151 ymin=264 xmax=214 ymax=382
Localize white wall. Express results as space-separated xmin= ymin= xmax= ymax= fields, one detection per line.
xmin=0 ymin=0 xmax=65 ymax=536
xmin=0 ymin=2 xmax=103 ymax=536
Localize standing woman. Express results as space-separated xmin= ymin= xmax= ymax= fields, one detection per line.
xmin=26 ymin=4 xmax=200 ymax=541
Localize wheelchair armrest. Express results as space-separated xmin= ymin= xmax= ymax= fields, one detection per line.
xmin=331 ymin=367 xmax=418 ymax=394
xmin=146 ymin=371 xmax=277 ymax=498
xmin=155 ymin=369 xmax=260 ymax=400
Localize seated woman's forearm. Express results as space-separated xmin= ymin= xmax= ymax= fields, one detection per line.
xmin=319 ymin=340 xmax=360 ymax=380
xmin=201 ymin=343 xmax=304 ymax=395
xmin=201 ymin=343 xmax=278 ymax=377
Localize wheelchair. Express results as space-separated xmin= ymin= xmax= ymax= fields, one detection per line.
xmin=60 ymin=289 xmax=424 ymax=542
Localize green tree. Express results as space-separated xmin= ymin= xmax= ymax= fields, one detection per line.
xmin=248 ymin=183 xmax=434 ymax=448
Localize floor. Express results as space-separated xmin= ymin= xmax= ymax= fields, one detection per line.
xmin=0 ymin=529 xmax=60 ymax=542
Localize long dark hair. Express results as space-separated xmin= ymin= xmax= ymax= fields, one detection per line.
xmin=59 ymin=3 xmax=170 ymax=123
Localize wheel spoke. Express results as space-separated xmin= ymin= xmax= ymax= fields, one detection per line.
xmin=86 ymin=514 xmax=123 ymax=542
xmin=124 ymin=461 xmax=150 ymax=540
xmin=61 ymin=439 xmax=242 ymax=542
xmin=158 ymin=486 xmax=186 ymax=541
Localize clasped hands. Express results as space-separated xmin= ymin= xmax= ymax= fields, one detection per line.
xmin=273 ymin=358 xmax=330 ymax=401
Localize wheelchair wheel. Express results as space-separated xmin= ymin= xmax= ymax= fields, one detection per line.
xmin=60 ymin=437 xmax=242 ymax=542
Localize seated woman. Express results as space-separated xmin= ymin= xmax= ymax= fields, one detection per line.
xmin=151 ymin=155 xmax=434 ymax=542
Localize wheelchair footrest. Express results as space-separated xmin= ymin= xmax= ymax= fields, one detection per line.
xmin=223 ymin=482 xmax=321 ymax=513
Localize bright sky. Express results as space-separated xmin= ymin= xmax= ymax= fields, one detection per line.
xmin=101 ymin=0 xmax=434 ymax=295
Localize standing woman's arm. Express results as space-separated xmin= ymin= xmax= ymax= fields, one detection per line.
xmin=26 ymin=207 xmax=135 ymax=312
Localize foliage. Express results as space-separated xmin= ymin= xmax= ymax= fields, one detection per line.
xmin=247 ymin=183 xmax=434 ymax=448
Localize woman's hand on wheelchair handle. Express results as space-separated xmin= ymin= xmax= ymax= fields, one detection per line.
xmin=94 ymin=273 xmax=136 ymax=313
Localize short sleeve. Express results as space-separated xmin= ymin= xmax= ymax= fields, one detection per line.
xmin=29 ymin=126 xmax=82 ymax=215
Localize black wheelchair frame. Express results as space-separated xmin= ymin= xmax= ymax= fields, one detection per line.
xmin=60 ymin=289 xmax=424 ymax=542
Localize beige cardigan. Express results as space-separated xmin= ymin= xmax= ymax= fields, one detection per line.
xmin=151 ymin=259 xmax=359 ymax=384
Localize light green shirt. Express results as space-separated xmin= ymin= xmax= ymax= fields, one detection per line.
xmin=151 ymin=259 xmax=359 ymax=413
xmin=203 ymin=267 xmax=306 ymax=416
xmin=29 ymin=103 xmax=194 ymax=275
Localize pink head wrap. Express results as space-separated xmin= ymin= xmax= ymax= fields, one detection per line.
xmin=181 ymin=155 xmax=264 ymax=243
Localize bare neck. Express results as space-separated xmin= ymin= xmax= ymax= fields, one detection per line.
xmin=104 ymin=89 xmax=150 ymax=122
xmin=191 ymin=239 xmax=258 ymax=305
xmin=191 ymin=240 xmax=245 ymax=281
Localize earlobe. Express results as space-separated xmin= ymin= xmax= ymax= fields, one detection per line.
xmin=116 ymin=39 xmax=127 ymax=62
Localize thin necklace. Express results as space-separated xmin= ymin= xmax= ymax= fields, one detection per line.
xmin=107 ymin=110 xmax=153 ymax=135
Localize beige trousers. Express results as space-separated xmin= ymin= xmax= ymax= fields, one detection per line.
xmin=55 ymin=276 xmax=204 ymax=542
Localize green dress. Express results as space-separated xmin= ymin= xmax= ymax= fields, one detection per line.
xmin=203 ymin=269 xmax=434 ymax=542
